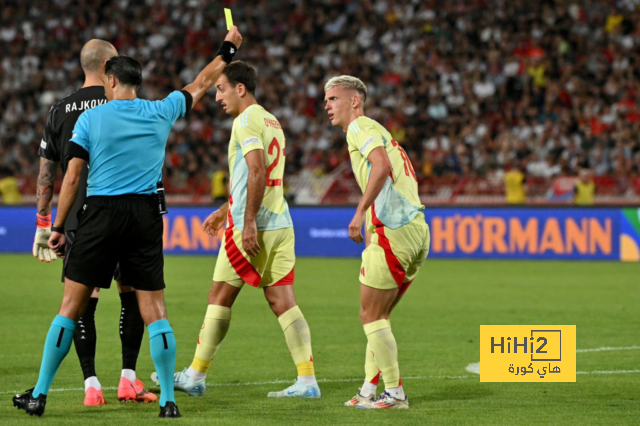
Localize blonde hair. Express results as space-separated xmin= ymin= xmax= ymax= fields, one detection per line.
xmin=324 ymin=75 xmax=367 ymax=101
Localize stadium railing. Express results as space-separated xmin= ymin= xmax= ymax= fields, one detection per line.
xmin=5 ymin=174 xmax=640 ymax=207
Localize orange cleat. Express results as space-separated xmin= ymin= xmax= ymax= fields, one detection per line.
xmin=118 ymin=377 xmax=157 ymax=403
xmin=84 ymin=387 xmax=107 ymax=406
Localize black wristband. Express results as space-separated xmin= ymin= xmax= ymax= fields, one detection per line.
xmin=180 ymin=90 xmax=193 ymax=113
xmin=51 ymin=226 xmax=64 ymax=233
xmin=216 ymin=41 xmax=237 ymax=64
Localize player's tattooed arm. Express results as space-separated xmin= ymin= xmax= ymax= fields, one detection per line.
xmin=36 ymin=158 xmax=58 ymax=217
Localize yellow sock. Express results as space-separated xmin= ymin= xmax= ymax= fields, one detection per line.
xmin=363 ymin=319 xmax=400 ymax=389
xmin=364 ymin=343 xmax=381 ymax=384
xmin=190 ymin=305 xmax=231 ymax=374
xmin=278 ymin=306 xmax=315 ymax=376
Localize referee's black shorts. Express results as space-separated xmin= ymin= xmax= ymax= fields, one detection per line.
xmin=65 ymin=195 xmax=165 ymax=291
xmin=62 ymin=231 xmax=121 ymax=283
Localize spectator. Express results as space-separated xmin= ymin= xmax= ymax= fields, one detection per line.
xmin=1 ymin=0 xmax=640 ymax=203
xmin=210 ymin=166 xmax=228 ymax=206
xmin=0 ymin=166 xmax=22 ymax=205
xmin=504 ymin=162 xmax=526 ymax=205
xmin=574 ymin=169 xmax=596 ymax=205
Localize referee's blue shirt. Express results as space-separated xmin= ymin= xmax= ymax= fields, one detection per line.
xmin=69 ymin=91 xmax=188 ymax=196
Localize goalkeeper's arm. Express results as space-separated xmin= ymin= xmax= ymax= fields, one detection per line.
xmin=33 ymin=157 xmax=58 ymax=262
xmin=182 ymin=26 xmax=243 ymax=108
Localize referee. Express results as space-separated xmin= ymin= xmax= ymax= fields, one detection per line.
xmin=13 ymin=27 xmax=243 ymax=418
xmin=33 ymin=39 xmax=153 ymax=406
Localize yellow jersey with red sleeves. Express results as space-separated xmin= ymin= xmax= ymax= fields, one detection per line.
xmin=346 ymin=116 xmax=425 ymax=231
xmin=228 ymin=104 xmax=292 ymax=231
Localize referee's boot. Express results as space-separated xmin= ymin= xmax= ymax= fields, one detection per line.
xmin=159 ymin=401 xmax=181 ymax=418
xmin=13 ymin=388 xmax=47 ymax=417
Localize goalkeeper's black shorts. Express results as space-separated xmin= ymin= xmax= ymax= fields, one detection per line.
xmin=64 ymin=194 xmax=165 ymax=291
xmin=62 ymin=231 xmax=121 ymax=283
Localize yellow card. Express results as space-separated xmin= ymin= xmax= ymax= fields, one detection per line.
xmin=480 ymin=325 xmax=576 ymax=382
xmin=224 ymin=8 xmax=233 ymax=30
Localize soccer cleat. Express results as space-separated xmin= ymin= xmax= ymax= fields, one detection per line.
xmin=84 ymin=386 xmax=107 ymax=406
xmin=118 ymin=377 xmax=157 ymax=403
xmin=267 ymin=380 xmax=321 ymax=398
xmin=158 ymin=401 xmax=181 ymax=418
xmin=357 ymin=391 xmax=409 ymax=409
xmin=152 ymin=368 xmax=206 ymax=397
xmin=13 ymin=388 xmax=47 ymax=417
xmin=344 ymin=390 xmax=375 ymax=407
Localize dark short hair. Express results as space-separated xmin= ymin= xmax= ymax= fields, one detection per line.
xmin=105 ymin=55 xmax=143 ymax=88
xmin=222 ymin=61 xmax=257 ymax=95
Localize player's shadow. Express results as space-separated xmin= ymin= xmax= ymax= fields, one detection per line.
xmin=415 ymin=384 xmax=493 ymax=404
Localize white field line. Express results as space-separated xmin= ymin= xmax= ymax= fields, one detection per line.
xmin=4 ymin=346 xmax=638 ymax=396
xmin=577 ymin=369 xmax=640 ymax=375
xmin=0 ymin=374 xmax=471 ymax=396
xmin=466 ymin=362 xmax=640 ymax=376
xmin=6 ymin=366 xmax=640 ymax=396
xmin=576 ymin=345 xmax=640 ymax=353
xmin=466 ymin=362 xmax=481 ymax=374
xmin=466 ymin=345 xmax=640 ymax=375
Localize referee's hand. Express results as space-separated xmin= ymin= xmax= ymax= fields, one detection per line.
xmin=242 ymin=221 xmax=260 ymax=257
xmin=224 ymin=26 xmax=242 ymax=49
xmin=48 ymin=231 xmax=67 ymax=258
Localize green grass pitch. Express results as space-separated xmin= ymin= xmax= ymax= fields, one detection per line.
xmin=1 ymin=254 xmax=639 ymax=425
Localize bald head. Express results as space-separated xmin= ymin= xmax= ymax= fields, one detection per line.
xmin=80 ymin=39 xmax=117 ymax=73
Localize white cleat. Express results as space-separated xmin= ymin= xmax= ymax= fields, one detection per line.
xmin=357 ymin=391 xmax=409 ymax=409
xmin=267 ymin=380 xmax=321 ymax=398
xmin=344 ymin=390 xmax=375 ymax=407
xmin=151 ymin=368 xmax=206 ymax=397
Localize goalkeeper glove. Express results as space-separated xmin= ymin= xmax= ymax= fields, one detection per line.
xmin=33 ymin=214 xmax=57 ymax=263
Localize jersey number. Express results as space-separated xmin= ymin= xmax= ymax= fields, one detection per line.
xmin=266 ymin=137 xmax=283 ymax=187
xmin=390 ymin=139 xmax=417 ymax=181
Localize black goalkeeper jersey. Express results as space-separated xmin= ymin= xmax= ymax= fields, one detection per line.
xmin=38 ymin=86 xmax=107 ymax=230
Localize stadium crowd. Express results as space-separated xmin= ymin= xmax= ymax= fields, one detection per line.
xmin=2 ymin=0 xmax=640 ymax=202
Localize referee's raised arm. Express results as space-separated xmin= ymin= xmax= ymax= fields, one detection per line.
xmin=182 ymin=26 xmax=243 ymax=108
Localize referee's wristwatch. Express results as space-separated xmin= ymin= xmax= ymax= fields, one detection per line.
xmin=51 ymin=225 xmax=64 ymax=233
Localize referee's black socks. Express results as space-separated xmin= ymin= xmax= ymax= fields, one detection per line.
xmin=74 ymin=297 xmax=99 ymax=381
xmin=119 ymin=291 xmax=145 ymax=372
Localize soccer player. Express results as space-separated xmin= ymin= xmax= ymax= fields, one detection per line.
xmin=162 ymin=61 xmax=320 ymax=399
xmin=33 ymin=39 xmax=154 ymax=406
xmin=324 ymin=76 xmax=430 ymax=409
xmin=12 ymin=28 xmax=243 ymax=418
